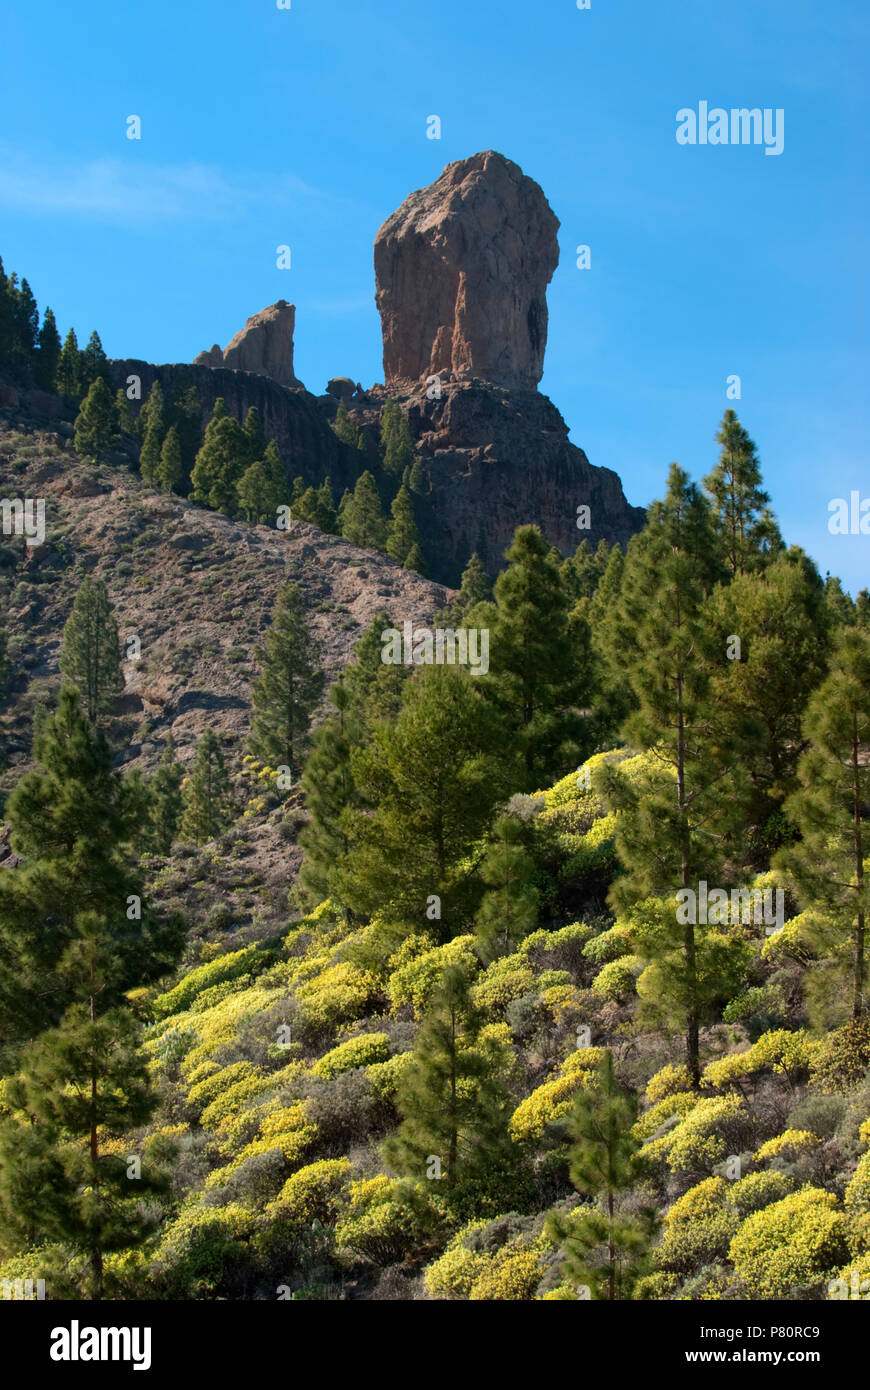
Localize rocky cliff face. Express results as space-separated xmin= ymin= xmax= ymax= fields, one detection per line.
xmin=107 ymin=150 xmax=645 ymax=585
xmin=107 ymin=360 xmax=363 ymax=498
xmin=355 ymin=381 xmax=646 ymax=582
xmin=374 ymin=152 xmax=559 ymax=391
xmin=194 ymin=300 xmax=299 ymax=389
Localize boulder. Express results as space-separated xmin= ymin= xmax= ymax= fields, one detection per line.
xmin=374 ymin=151 xmax=559 ymax=391
xmin=193 ymin=301 xmax=300 ymax=388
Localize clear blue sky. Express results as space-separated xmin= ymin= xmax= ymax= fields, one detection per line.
xmin=1 ymin=0 xmax=867 ymax=592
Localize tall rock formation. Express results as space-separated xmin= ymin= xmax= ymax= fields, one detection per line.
xmin=374 ymin=151 xmax=559 ymax=391
xmin=194 ymin=300 xmax=299 ymax=389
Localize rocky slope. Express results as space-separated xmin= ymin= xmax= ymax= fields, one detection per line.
xmin=0 ymin=409 xmax=452 ymax=792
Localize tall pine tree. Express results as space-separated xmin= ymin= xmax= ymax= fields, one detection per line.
xmin=59 ymin=577 xmax=123 ymax=723
xmin=596 ymin=465 xmax=738 ymax=1085
xmin=778 ymin=629 xmax=870 ymax=1020
xmin=249 ymin=583 xmax=324 ymax=779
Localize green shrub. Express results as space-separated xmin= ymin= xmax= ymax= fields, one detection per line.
xmin=729 ymin=1188 xmax=849 ymax=1298
xmin=312 ymin=1032 xmax=390 ymax=1080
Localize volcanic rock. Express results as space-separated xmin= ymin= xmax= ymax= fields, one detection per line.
xmin=194 ymin=300 xmax=299 ymax=388
xmin=374 ymin=151 xmax=559 ymax=391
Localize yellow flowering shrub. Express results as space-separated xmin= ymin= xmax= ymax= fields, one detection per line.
xmin=845 ymin=1151 xmax=870 ymax=1213
xmin=335 ymin=1176 xmax=443 ymax=1266
xmin=827 ymin=1254 xmax=870 ymax=1299
xmin=366 ymin=1050 xmax=416 ymax=1106
xmin=633 ymin=1090 xmax=700 ymax=1142
xmin=471 ymin=966 xmax=536 ymax=1018
xmin=754 ymin=1130 xmax=821 ymax=1164
xmin=702 ymin=1030 xmax=822 ymax=1091
xmin=658 ymin=1177 xmax=739 ymax=1273
xmin=645 ymin=1064 xmax=693 ymax=1105
xmin=312 ymin=1032 xmax=391 ymax=1080
xmin=581 ymin=923 xmax=633 ymax=965
xmin=152 ymin=1201 xmax=256 ymax=1298
xmin=469 ymin=1248 xmax=545 ymax=1300
xmin=261 ymin=1158 xmax=351 ymax=1250
xmin=657 ymin=1170 xmax=794 ymax=1276
xmin=729 ymin=1170 xmax=794 ymax=1219
xmin=187 ymin=1061 xmax=257 ymax=1114
xmin=203 ymin=1104 xmax=317 ymax=1190
xmin=642 ymin=1095 xmax=748 ymax=1173
xmin=729 ymin=1187 xmax=849 ymax=1298
xmin=509 ymin=1048 xmax=606 ymax=1144
xmin=294 ymin=961 xmax=379 ymax=1040
xmin=424 ymin=1242 xmax=488 ymax=1300
xmin=387 ymin=936 xmax=478 ymax=1017
xmin=153 ymin=946 xmax=269 ymax=1019
xmin=591 ymin=955 xmax=642 ymax=1001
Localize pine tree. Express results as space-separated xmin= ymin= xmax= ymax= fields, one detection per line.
xmin=157 ymin=424 xmax=183 ymax=492
xmin=79 ymin=330 xmax=109 ymax=392
xmin=544 ymin=1052 xmax=650 ymax=1301
xmin=342 ymin=609 xmax=410 ymax=731
xmin=484 ymin=525 xmax=593 ymax=790
xmin=596 ymin=466 xmax=738 ymax=1086
xmin=475 ymin=816 xmax=539 ymax=961
xmin=147 ymin=735 xmax=184 ymax=854
xmin=59 ymin=576 xmax=123 ymax=723
xmin=180 ymin=731 xmax=235 ymax=845
xmin=8 ymin=275 xmax=39 ymax=368
xmin=778 ymin=629 xmax=870 ymax=1019
xmin=703 ymin=410 xmax=782 ymax=577
xmin=706 ymin=548 xmax=829 ymax=823
xmin=824 ymin=574 xmax=855 ymax=629
xmin=561 ymin=537 xmax=612 ymax=603
xmin=190 ymin=410 xmax=247 ymax=514
xmin=403 ymin=542 xmax=425 ymax=576
xmin=314 ymin=478 xmax=339 ymax=533
xmin=0 ymin=688 xmax=183 ymax=1056
xmin=236 ymin=457 xmax=271 ymax=522
xmin=298 ymin=680 xmax=363 ymax=905
xmin=55 ymin=328 xmax=81 ymax=398
xmin=74 ymin=377 xmax=120 ymax=464
xmin=0 ymin=706 xmax=183 ymax=1298
xmin=380 ymin=400 xmax=415 ymax=476
xmin=0 ymin=255 xmax=12 ymax=362
xmin=408 ymin=456 xmax=426 ymax=494
xmin=263 ymin=441 xmax=287 ymax=511
xmin=35 ymin=307 xmax=62 ymax=391
xmin=0 ymin=953 xmax=167 ymax=1298
xmin=249 ymin=583 xmax=324 ymax=780
xmin=165 ymin=383 xmax=203 ymax=488
xmin=340 ymin=470 xmax=388 ymax=549
xmin=386 ymin=482 xmax=422 ymax=568
xmin=332 ymin=400 xmax=362 ymax=449
xmin=585 ymin=542 xmax=631 ymax=746
xmin=115 ymin=388 xmax=136 ymax=437
xmin=383 ymin=963 xmax=515 ymax=1210
xmin=455 ymin=552 xmax=492 ymax=619
xmin=334 ymin=664 xmax=508 ymax=931
xmin=242 ymin=405 xmax=266 ymax=462
xmin=138 ymin=380 xmax=165 ymax=484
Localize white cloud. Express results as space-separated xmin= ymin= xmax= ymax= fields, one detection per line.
xmin=0 ymin=148 xmax=348 ymax=227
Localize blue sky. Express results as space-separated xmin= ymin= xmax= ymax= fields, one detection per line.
xmin=1 ymin=0 xmax=867 ymax=592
